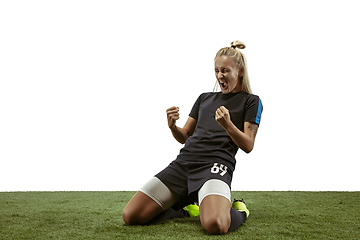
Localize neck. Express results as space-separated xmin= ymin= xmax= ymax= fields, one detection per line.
xmin=231 ymin=81 xmax=243 ymax=93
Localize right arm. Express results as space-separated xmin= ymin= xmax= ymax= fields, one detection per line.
xmin=166 ymin=106 xmax=197 ymax=144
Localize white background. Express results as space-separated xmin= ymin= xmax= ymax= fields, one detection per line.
xmin=1 ymin=0 xmax=359 ymax=191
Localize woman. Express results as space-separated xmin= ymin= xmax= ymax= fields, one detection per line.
xmin=122 ymin=40 xmax=263 ymax=235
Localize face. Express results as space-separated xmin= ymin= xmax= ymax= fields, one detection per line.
xmin=214 ymin=55 xmax=243 ymax=94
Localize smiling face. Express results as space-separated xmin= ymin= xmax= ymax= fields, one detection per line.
xmin=214 ymin=55 xmax=243 ymax=94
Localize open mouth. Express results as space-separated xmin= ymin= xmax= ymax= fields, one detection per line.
xmin=219 ymin=81 xmax=228 ymax=89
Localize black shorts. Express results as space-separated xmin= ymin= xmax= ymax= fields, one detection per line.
xmin=155 ymin=159 xmax=233 ymax=210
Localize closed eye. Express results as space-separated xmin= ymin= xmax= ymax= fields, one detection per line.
xmin=215 ymin=68 xmax=230 ymax=73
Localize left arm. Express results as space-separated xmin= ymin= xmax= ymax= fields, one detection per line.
xmin=215 ymin=106 xmax=258 ymax=153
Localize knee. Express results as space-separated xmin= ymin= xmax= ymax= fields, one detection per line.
xmin=201 ymin=216 xmax=230 ymax=235
xmin=122 ymin=207 xmax=139 ymax=225
xmin=122 ymin=208 xmax=133 ymax=225
xmin=123 ymin=205 xmax=158 ymax=225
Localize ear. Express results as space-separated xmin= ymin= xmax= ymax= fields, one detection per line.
xmin=238 ymin=68 xmax=244 ymax=78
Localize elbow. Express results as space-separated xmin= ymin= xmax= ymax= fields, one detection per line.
xmin=180 ymin=133 xmax=192 ymax=144
xmin=244 ymin=139 xmax=255 ymax=153
xmin=242 ymin=143 xmax=254 ymax=154
xmin=179 ymin=136 xmax=189 ymax=144
xmin=244 ymin=148 xmax=253 ymax=154
xmin=235 ymin=136 xmax=255 ymax=154
xmin=239 ymin=145 xmax=253 ymax=154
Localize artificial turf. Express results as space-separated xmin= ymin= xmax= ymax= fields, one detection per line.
xmin=0 ymin=191 xmax=359 ymax=239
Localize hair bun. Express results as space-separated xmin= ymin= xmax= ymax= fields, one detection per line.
xmin=230 ymin=40 xmax=246 ymax=49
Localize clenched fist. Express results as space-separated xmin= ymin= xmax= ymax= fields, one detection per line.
xmin=166 ymin=106 xmax=180 ymax=129
xmin=215 ymin=106 xmax=231 ymax=129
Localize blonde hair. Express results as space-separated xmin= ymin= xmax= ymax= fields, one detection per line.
xmin=213 ymin=40 xmax=252 ymax=94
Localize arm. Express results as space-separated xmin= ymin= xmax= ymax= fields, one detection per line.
xmin=215 ymin=106 xmax=258 ymax=153
xmin=166 ymin=106 xmax=197 ymax=144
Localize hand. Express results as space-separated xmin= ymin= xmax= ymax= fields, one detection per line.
xmin=215 ymin=106 xmax=231 ymax=129
xmin=166 ymin=106 xmax=180 ymax=129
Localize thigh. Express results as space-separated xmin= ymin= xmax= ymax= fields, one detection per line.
xmin=198 ymin=179 xmax=231 ymax=206
xmin=198 ymin=179 xmax=232 ymax=234
xmin=122 ymin=191 xmax=163 ymax=225
xmin=155 ymin=160 xmax=188 ymax=198
xmin=188 ymin=161 xmax=233 ymax=202
xmin=200 ymin=195 xmax=231 ymax=234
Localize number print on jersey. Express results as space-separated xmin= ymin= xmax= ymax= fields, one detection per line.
xmin=210 ymin=163 xmax=228 ymax=176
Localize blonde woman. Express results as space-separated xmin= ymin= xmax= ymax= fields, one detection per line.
xmin=122 ymin=41 xmax=263 ymax=235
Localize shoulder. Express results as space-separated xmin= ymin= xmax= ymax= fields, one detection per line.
xmin=196 ymin=92 xmax=216 ymax=102
xmin=245 ymin=92 xmax=261 ymax=101
xmin=244 ymin=93 xmax=262 ymax=105
xmin=242 ymin=93 xmax=263 ymax=119
xmin=199 ymin=92 xmax=215 ymax=98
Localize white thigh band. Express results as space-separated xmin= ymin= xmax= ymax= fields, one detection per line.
xmin=139 ymin=177 xmax=178 ymax=210
xmin=198 ymin=179 xmax=231 ymax=206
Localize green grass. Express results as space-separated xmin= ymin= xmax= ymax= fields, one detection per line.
xmin=0 ymin=192 xmax=359 ymax=239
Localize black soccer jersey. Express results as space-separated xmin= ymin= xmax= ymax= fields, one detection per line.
xmin=176 ymin=91 xmax=263 ymax=170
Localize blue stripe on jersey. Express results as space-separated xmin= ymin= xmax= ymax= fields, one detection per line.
xmin=255 ymin=98 xmax=262 ymax=125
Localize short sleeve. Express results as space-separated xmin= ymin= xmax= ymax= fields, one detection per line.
xmin=189 ymin=93 xmax=207 ymax=120
xmin=244 ymin=95 xmax=263 ymax=126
